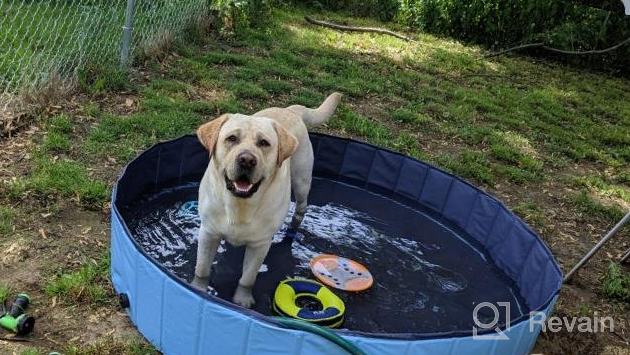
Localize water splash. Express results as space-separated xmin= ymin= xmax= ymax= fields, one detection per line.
xmin=273 ymin=203 xmax=468 ymax=294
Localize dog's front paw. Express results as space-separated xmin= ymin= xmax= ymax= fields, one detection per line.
xmin=191 ymin=275 xmax=210 ymax=292
xmin=233 ymin=284 xmax=255 ymax=308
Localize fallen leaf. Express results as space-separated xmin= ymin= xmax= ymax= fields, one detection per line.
xmin=124 ymin=98 xmax=134 ymax=107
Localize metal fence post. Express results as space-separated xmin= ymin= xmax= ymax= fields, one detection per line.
xmin=119 ymin=0 xmax=137 ymax=68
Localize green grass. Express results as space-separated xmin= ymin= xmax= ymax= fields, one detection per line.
xmin=0 ymin=1 xmax=128 ymax=91
xmin=571 ymin=176 xmax=630 ymax=206
xmin=571 ymin=191 xmax=625 ymax=222
xmin=7 ymin=156 xmax=108 ymax=208
xmin=0 ymin=0 xmax=207 ymax=92
xmin=78 ymin=65 xmax=133 ymax=95
xmin=512 ymin=201 xmax=547 ymax=228
xmin=45 ymin=255 xmax=110 ymax=305
xmin=0 ymin=207 xmax=15 ymax=235
xmin=328 ymin=108 xmax=393 ymax=147
xmin=0 ymin=283 xmax=10 ymax=303
xmin=145 ymin=8 xmax=629 ymax=185
xmin=63 ymin=339 xmax=158 ymax=355
xmin=72 ymin=7 xmax=630 ymax=194
xmin=201 ymin=52 xmax=251 ymax=66
xmin=46 ymin=115 xmax=73 ymax=134
xmin=15 ymin=339 xmax=158 ymax=355
xmin=229 ymin=80 xmax=269 ymax=99
xmin=43 ymin=131 xmax=72 ymax=153
xmin=42 ymin=115 xmax=74 ymax=153
xmin=390 ymin=109 xmax=430 ymax=125
xmin=261 ymin=79 xmax=294 ymax=95
xmin=83 ymin=102 xmax=101 ymax=118
xmin=85 ymin=110 xmax=204 ymax=161
xmin=603 ymin=263 xmax=630 ymax=302
xmin=435 ymin=150 xmax=496 ymax=185
xmin=30 ymin=157 xmax=107 ymax=205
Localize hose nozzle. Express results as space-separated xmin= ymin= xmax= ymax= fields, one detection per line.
xmin=1 ymin=293 xmax=35 ymax=335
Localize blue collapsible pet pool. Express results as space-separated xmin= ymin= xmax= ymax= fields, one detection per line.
xmin=111 ymin=134 xmax=563 ymax=355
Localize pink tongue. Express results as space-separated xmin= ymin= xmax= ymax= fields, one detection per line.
xmin=235 ymin=180 xmax=251 ymax=191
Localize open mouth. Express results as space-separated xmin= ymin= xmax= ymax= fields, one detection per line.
xmin=224 ymin=174 xmax=263 ymax=198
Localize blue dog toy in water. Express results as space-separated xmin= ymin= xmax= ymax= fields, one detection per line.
xmin=178 ymin=201 xmax=198 ymax=217
xmin=273 ymin=279 xmax=345 ymax=328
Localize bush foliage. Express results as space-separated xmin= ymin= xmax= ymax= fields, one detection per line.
xmin=316 ymin=0 xmax=400 ymax=21
xmin=274 ymin=0 xmax=630 ymax=74
xmin=211 ymin=0 xmax=274 ymax=31
xmin=398 ymin=0 xmax=630 ymax=73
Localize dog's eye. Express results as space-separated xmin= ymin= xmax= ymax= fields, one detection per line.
xmin=226 ymin=135 xmax=238 ymax=143
xmin=258 ymin=139 xmax=270 ymax=147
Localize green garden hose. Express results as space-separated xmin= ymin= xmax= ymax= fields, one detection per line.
xmin=272 ymin=317 xmax=368 ymax=355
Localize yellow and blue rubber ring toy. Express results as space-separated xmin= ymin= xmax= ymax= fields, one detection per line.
xmin=272 ymin=279 xmax=345 ymax=328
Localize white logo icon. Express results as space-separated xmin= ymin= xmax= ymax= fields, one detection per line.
xmin=472 ymin=302 xmax=511 ymax=340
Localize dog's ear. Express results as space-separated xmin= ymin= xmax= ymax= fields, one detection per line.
xmin=197 ymin=114 xmax=230 ymax=156
xmin=273 ymin=122 xmax=298 ymax=167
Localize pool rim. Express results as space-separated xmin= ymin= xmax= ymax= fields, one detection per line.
xmin=111 ymin=133 xmax=563 ymax=341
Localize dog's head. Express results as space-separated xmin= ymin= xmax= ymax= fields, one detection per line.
xmin=197 ymin=114 xmax=298 ymax=198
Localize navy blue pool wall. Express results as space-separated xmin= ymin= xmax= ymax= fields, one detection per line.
xmin=111 ymin=134 xmax=563 ymax=355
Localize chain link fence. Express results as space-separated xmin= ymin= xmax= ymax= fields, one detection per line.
xmin=0 ymin=0 xmax=209 ymax=97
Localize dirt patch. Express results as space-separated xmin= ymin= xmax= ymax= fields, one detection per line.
xmin=0 ymin=199 xmax=117 ymax=351
xmin=0 ymin=122 xmax=136 ymax=352
xmin=536 ymin=318 xmax=604 ymax=355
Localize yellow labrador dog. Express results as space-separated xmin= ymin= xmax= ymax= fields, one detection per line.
xmin=192 ymin=92 xmax=342 ymax=307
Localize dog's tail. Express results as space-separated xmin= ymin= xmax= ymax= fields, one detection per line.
xmin=288 ymin=92 xmax=342 ymax=127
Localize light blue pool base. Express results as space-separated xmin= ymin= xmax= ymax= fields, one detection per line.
xmin=111 ymin=134 xmax=563 ymax=355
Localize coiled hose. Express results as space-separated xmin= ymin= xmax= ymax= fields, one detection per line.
xmin=272 ymin=317 xmax=368 ymax=355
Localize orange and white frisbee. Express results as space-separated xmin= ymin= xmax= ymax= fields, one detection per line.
xmin=310 ymin=254 xmax=373 ymax=292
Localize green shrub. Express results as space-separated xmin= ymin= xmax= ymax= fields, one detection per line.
xmin=398 ymin=0 xmax=630 ymax=74
xmin=399 ymin=0 xmax=566 ymax=45
xmin=212 ymin=0 xmax=273 ymax=31
xmin=312 ymin=0 xmax=400 ymax=21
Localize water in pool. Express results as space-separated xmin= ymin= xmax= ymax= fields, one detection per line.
xmin=122 ymin=178 xmax=530 ymax=334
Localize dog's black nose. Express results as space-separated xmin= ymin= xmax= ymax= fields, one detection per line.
xmin=237 ymin=151 xmax=257 ymax=169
